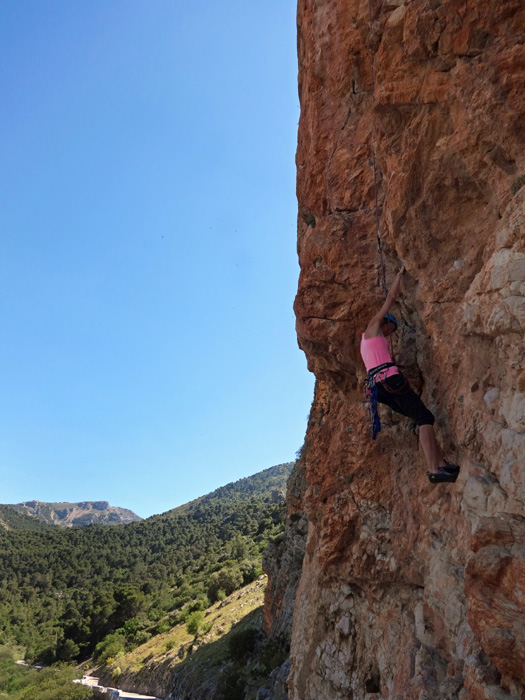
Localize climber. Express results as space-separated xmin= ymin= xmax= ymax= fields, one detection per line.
xmin=360 ymin=266 xmax=460 ymax=484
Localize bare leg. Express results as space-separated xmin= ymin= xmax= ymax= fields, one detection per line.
xmin=419 ymin=424 xmax=442 ymax=472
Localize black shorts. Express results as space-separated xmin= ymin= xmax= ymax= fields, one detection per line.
xmin=376 ymin=373 xmax=435 ymax=427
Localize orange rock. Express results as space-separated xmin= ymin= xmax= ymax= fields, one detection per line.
xmin=263 ymin=0 xmax=525 ymax=697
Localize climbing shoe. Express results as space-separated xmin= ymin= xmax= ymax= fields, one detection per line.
xmin=427 ymin=463 xmax=460 ymax=484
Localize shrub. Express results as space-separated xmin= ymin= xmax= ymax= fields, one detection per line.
xmin=240 ymin=559 xmax=262 ymax=584
xmin=259 ymin=635 xmax=290 ymax=673
xmin=186 ymin=611 xmax=204 ymax=637
xmin=134 ymin=631 xmax=151 ymax=645
xmin=123 ymin=618 xmax=140 ymax=639
xmin=95 ymin=632 xmax=126 ymax=663
xmin=57 ymin=638 xmax=80 ymax=662
xmin=154 ymin=621 xmax=171 ymax=635
xmin=216 ymin=665 xmax=245 ymax=700
xmin=189 ymin=595 xmax=209 ymax=612
xmin=147 ymin=608 xmax=163 ymax=622
xmin=227 ymin=627 xmax=258 ymax=662
xmin=208 ymin=566 xmax=243 ymax=602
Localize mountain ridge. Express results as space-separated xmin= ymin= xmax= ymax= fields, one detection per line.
xmin=6 ymin=500 xmax=142 ymax=528
xmin=153 ymin=462 xmax=293 ymax=521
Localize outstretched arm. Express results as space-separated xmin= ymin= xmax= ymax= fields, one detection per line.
xmin=364 ymin=266 xmax=405 ymax=338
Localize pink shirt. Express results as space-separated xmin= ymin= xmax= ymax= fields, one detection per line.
xmin=360 ymin=334 xmax=399 ymax=378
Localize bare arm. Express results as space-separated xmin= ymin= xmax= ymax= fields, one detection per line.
xmin=364 ymin=266 xmax=405 ymax=338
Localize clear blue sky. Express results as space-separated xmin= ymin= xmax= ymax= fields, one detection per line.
xmin=0 ymin=0 xmax=314 ymax=518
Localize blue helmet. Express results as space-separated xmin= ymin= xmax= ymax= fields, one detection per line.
xmin=383 ymin=313 xmax=398 ymax=327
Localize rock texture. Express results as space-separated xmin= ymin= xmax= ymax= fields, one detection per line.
xmin=262 ymin=454 xmax=308 ymax=641
xmin=263 ymin=0 xmax=525 ymax=698
xmin=9 ymin=500 xmax=142 ymax=527
xmin=260 ymin=455 xmax=309 ymax=700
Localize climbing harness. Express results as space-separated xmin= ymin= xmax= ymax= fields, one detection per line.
xmin=363 ymin=362 xmax=397 ymax=439
xmin=363 ymin=361 xmax=411 ymax=438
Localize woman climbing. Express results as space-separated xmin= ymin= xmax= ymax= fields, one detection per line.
xmin=360 ymin=267 xmax=460 ymax=484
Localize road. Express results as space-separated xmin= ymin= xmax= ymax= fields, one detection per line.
xmin=76 ymin=676 xmax=161 ymax=699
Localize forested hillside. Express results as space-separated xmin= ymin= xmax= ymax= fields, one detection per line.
xmin=0 ymin=506 xmax=53 ymax=532
xmin=0 ymin=463 xmax=292 ymax=664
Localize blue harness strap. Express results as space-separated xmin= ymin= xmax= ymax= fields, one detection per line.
xmin=368 ymin=383 xmax=381 ymax=439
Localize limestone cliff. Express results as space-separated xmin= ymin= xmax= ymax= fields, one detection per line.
xmin=264 ymin=0 xmax=525 ymax=698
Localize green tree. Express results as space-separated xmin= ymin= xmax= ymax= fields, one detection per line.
xmin=218 ymin=566 xmax=243 ymax=596
xmin=95 ymin=632 xmax=126 ymax=664
xmin=56 ymin=639 xmax=80 ymax=662
xmin=186 ymin=611 xmax=204 ymax=637
xmin=230 ymin=535 xmax=248 ymax=561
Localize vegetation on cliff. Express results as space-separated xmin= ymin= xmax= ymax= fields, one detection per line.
xmin=0 ymin=463 xmax=292 ymax=666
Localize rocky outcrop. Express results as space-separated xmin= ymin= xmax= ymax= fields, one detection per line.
xmin=9 ymin=500 xmax=142 ymax=527
xmin=262 ymin=455 xmax=308 ymax=641
xmin=260 ymin=455 xmax=309 ymax=699
xmin=263 ymin=0 xmax=525 ymax=698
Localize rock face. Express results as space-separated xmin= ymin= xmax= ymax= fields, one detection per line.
xmin=9 ymin=500 xmax=142 ymax=527
xmin=263 ymin=0 xmax=525 ymax=699
xmin=262 ymin=455 xmax=308 ymax=641
xmin=260 ymin=455 xmax=308 ymax=699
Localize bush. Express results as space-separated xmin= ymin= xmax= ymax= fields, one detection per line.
xmin=186 ymin=611 xmax=204 ymax=637
xmin=227 ymin=627 xmax=258 ymax=662
xmin=208 ymin=566 xmax=243 ymax=602
xmin=188 ymin=595 xmax=209 ymax=612
xmin=216 ymin=665 xmax=245 ymax=700
xmin=57 ymin=639 xmax=80 ymax=662
xmin=147 ymin=608 xmax=163 ymax=622
xmin=134 ymin=631 xmax=151 ymax=646
xmin=259 ymin=635 xmax=290 ymax=673
xmin=154 ymin=621 xmax=171 ymax=635
xmin=207 ymin=573 xmax=220 ymax=602
xmin=240 ymin=559 xmax=262 ymax=584
xmin=123 ymin=618 xmax=140 ymax=639
xmin=95 ymin=632 xmax=126 ymax=664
